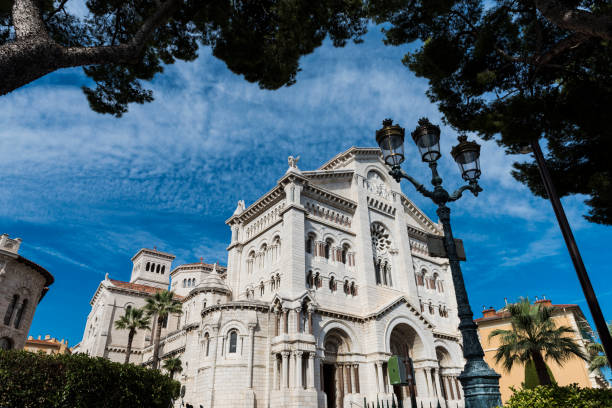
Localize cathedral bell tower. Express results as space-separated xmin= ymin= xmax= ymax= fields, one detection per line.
xmin=130 ymin=248 xmax=175 ymax=289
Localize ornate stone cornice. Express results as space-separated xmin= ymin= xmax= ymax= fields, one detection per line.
xmin=302 ymin=184 xmax=357 ymax=214
xmin=225 ymin=185 xmax=285 ymax=225
xmin=399 ymin=194 xmax=442 ymax=234
xmin=318 ymin=147 xmax=384 ymax=171
xmin=201 ymin=300 xmax=271 ymax=318
xmin=301 ymin=170 xmax=354 ymax=180
xmin=433 ymin=332 xmax=460 ymax=342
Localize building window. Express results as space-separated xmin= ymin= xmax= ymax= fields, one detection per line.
xmin=0 ymin=337 xmax=12 ymax=350
xmin=260 ymin=282 xmax=265 ymax=296
xmin=146 ymin=262 xmax=150 ymax=271
xmin=161 ymin=265 xmax=165 ymax=274
xmin=3 ymin=294 xmax=19 ymax=326
xmin=314 ymin=272 xmax=322 ymax=289
xmin=13 ymin=299 xmax=28 ymax=329
xmin=228 ymin=330 xmax=238 ymax=353
xmin=306 ymin=271 xmax=313 ymax=289
xmin=324 ymin=239 xmax=332 ymax=260
xmin=247 ymin=251 xmax=255 ymax=275
xmin=156 ymin=264 xmax=160 ymax=273
xmin=374 ymin=259 xmax=382 ymax=285
xmin=344 ymin=280 xmax=350 ymax=295
xmin=341 ymin=244 xmax=349 ymax=264
xmin=350 ymin=282 xmax=356 ymax=296
xmin=329 ymin=276 xmax=336 ymax=292
xmin=204 ymin=333 xmax=210 ymax=356
xmin=306 ymin=235 xmax=313 ymax=254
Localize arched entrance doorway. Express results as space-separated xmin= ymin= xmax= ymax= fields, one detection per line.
xmin=389 ymin=323 xmax=425 ymax=408
xmin=322 ymin=328 xmax=358 ymax=408
xmin=436 ymin=346 xmax=461 ymax=405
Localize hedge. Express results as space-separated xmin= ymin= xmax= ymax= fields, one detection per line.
xmin=503 ymin=384 xmax=612 ymax=408
xmin=0 ymin=350 xmax=180 ymax=408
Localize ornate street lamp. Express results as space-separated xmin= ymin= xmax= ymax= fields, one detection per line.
xmin=376 ymin=118 xmax=502 ymax=408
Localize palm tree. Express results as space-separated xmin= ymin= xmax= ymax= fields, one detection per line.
xmin=114 ymin=307 xmax=150 ymax=364
xmin=145 ymin=290 xmax=183 ymax=369
xmin=587 ymin=322 xmax=612 ymax=372
xmin=489 ymin=298 xmax=587 ymax=386
xmin=163 ymin=357 xmax=183 ymax=379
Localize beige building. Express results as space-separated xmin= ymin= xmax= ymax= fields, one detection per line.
xmin=476 ymin=298 xmax=608 ymax=402
xmin=0 ymin=233 xmax=54 ymax=350
xmin=76 ymin=148 xmax=468 ymax=408
xmin=25 ymin=335 xmax=71 ymax=355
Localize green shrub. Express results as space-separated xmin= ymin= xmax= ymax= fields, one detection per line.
xmin=0 ymin=350 xmax=180 ymax=408
xmin=503 ymin=384 xmax=612 ymax=408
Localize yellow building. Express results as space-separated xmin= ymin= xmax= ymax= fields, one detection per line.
xmin=24 ymin=335 xmax=71 ymax=355
xmin=475 ymin=298 xmax=608 ymax=403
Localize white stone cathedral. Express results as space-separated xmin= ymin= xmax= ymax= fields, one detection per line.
xmin=75 ymin=147 xmax=466 ymax=408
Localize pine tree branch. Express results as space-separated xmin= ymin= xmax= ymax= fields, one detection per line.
xmin=535 ymin=0 xmax=612 ymax=41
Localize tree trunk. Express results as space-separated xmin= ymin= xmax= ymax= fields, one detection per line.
xmin=152 ymin=315 xmax=164 ymax=369
xmin=125 ymin=328 xmax=135 ymax=364
xmin=531 ymin=353 xmax=551 ymax=386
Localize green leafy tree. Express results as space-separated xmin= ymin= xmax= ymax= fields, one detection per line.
xmin=488 ymin=298 xmax=587 ymax=386
xmin=0 ymin=0 xmax=367 ymax=116
xmin=162 ymin=356 xmax=183 ymax=379
xmin=369 ymin=0 xmax=612 ymax=225
xmin=144 ymin=290 xmax=182 ymax=370
xmin=586 ymin=322 xmax=612 ymax=372
xmin=113 ymin=307 xmax=150 ymax=364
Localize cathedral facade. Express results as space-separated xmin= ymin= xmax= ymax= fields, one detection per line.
xmin=75 ymin=148 xmax=466 ymax=408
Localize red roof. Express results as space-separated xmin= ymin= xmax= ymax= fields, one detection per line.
xmin=108 ymin=279 xmax=184 ymax=299
xmin=475 ymin=303 xmax=580 ymax=323
xmin=109 ymin=279 xmax=165 ymax=294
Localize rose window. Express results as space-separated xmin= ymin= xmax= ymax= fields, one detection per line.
xmin=371 ymin=223 xmax=392 ymax=254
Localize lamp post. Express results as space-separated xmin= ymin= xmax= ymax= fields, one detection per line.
xmin=376 ymin=118 xmax=502 ymax=408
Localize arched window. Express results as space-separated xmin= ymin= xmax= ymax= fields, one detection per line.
xmin=247 ymin=251 xmax=255 ymax=275
xmin=374 ymin=259 xmax=382 ymax=285
xmin=324 ymin=239 xmax=332 ymax=260
xmin=146 ymin=262 xmax=150 ymax=271
xmin=341 ymin=244 xmax=349 ymax=264
xmin=0 ymin=337 xmax=12 ymax=350
xmin=306 ymin=271 xmax=313 ymax=288
xmin=350 ymin=282 xmax=356 ymax=296
xmin=183 ymin=279 xmax=186 ymax=288
xmin=306 ymin=235 xmax=313 ymax=254
xmin=417 ymin=269 xmax=426 ymax=286
xmin=3 ymin=294 xmax=19 ymax=326
xmin=329 ymin=276 xmax=336 ymax=292
xmin=228 ymin=330 xmax=238 ymax=353
xmin=192 ymin=278 xmax=197 ymax=287
xmin=260 ymin=282 xmax=265 ymax=296
xmin=126 ymin=304 xmax=132 ymax=313
xmin=161 ymin=265 xmax=165 ymax=274
xmin=276 ymin=274 xmax=281 ymax=288
xmin=314 ymin=272 xmax=322 ymax=289
xmin=432 ymin=273 xmax=439 ymax=291
xmin=156 ymin=264 xmax=161 ymax=273
xmin=204 ymin=332 xmax=210 ymax=356
xmin=429 ymin=303 xmax=434 ymax=315
xmin=14 ymin=299 xmax=28 ymax=329
xmin=343 ymin=280 xmax=350 ymax=294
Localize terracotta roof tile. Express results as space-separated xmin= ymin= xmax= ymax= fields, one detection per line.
xmin=109 ymin=279 xmax=165 ymax=294
xmin=475 ymin=304 xmax=580 ymax=323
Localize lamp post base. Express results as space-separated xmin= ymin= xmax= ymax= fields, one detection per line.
xmin=459 ymin=359 xmax=502 ymax=408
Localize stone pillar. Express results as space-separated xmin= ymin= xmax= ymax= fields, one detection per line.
xmin=246 ymin=323 xmax=256 ymax=388
xmin=350 ymin=364 xmax=357 ymax=394
xmin=376 ymin=362 xmax=385 ymax=393
xmin=272 ymin=354 xmax=279 ymax=390
xmin=274 ymin=309 xmax=280 ymax=337
xmin=289 ymin=351 xmax=295 ymax=389
xmin=294 ymin=308 xmax=301 ymax=333
xmin=307 ymin=305 xmax=314 ymax=335
xmin=354 ymin=364 xmax=360 ymax=393
xmin=308 ymin=353 xmax=315 ymax=389
xmin=343 ymin=364 xmax=349 ymax=394
xmin=281 ymin=351 xmax=289 ymax=389
xmin=434 ymin=369 xmax=445 ymax=404
xmin=283 ymin=310 xmax=289 ymax=334
xmin=424 ymin=368 xmax=433 ymax=398
xmin=296 ymin=351 xmax=304 ymax=389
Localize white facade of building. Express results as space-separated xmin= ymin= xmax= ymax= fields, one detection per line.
xmin=76 ymin=148 xmax=466 ymax=408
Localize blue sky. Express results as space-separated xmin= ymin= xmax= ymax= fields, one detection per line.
xmin=1 ymin=26 xmax=610 ymax=361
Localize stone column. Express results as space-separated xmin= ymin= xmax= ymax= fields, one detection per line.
xmin=376 ymin=362 xmax=385 ymax=393
xmin=296 ymin=351 xmax=304 ymax=389
xmin=281 ymin=351 xmax=289 ymax=389
xmin=289 ymin=351 xmax=295 ymax=389
xmin=343 ymin=364 xmax=349 ymax=394
xmin=350 ymin=364 xmax=357 ymax=394
xmin=308 ymin=307 xmax=314 ymax=335
xmin=283 ymin=310 xmax=289 ymax=334
xmin=308 ymin=353 xmax=315 ymax=389
xmin=434 ymin=369 xmax=445 ymax=405
xmin=272 ymin=354 xmax=279 ymax=390
xmin=246 ymin=323 xmax=256 ymax=388
xmin=354 ymin=364 xmax=360 ymax=393
xmin=294 ymin=308 xmax=301 ymax=333
xmin=274 ymin=309 xmax=280 ymax=337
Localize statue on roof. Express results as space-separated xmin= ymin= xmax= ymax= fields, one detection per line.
xmin=233 ymin=200 xmax=245 ymax=215
xmin=288 ymin=155 xmax=300 ymax=170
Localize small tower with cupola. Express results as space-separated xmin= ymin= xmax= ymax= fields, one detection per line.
xmin=130 ymin=248 xmax=175 ymax=289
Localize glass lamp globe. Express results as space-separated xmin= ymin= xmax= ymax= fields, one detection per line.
xmin=411 ymin=118 xmax=441 ymax=163
xmin=376 ymin=119 xmax=405 ymax=167
xmin=451 ymin=135 xmax=482 ymax=181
